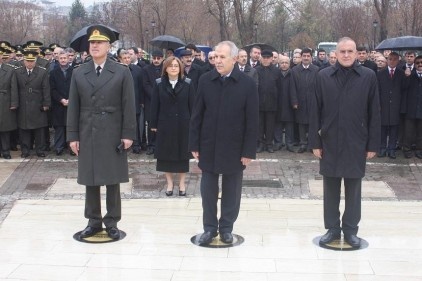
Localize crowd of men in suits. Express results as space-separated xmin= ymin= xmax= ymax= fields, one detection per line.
xmin=0 ymin=39 xmax=421 ymax=161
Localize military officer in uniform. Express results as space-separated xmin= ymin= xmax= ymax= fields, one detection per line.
xmin=0 ymin=47 xmax=18 ymax=159
xmin=67 ymin=25 xmax=136 ymax=240
xmin=15 ymin=50 xmax=50 ymax=157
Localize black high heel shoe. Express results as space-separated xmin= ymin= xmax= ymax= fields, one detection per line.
xmin=179 ymin=189 xmax=186 ymax=196
xmin=165 ymin=186 xmax=173 ymax=196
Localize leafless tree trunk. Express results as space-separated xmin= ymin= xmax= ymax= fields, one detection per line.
xmin=373 ymin=0 xmax=389 ymax=41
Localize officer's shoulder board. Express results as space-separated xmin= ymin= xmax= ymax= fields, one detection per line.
xmin=5 ymin=63 xmax=18 ymax=69
xmin=36 ymin=65 xmax=47 ymax=70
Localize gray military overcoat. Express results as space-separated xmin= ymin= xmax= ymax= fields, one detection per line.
xmin=0 ymin=64 xmax=18 ymax=132
xmin=67 ymin=59 xmax=136 ymax=186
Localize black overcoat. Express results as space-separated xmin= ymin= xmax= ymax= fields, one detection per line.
xmin=377 ymin=67 xmax=407 ymax=126
xmin=50 ymin=66 xmax=73 ymax=126
xmin=129 ymin=64 xmax=144 ymax=114
xmin=404 ymin=71 xmax=422 ymax=119
xmin=15 ymin=66 xmax=51 ymax=129
xmin=256 ymin=64 xmax=282 ymax=112
xmin=308 ymin=62 xmax=381 ymax=179
xmin=150 ymin=76 xmax=195 ymax=161
xmin=290 ymin=64 xmax=319 ymax=124
xmin=0 ymin=64 xmax=18 ymax=132
xmin=277 ymin=70 xmax=295 ymax=122
xmin=67 ymin=59 xmax=136 ymax=186
xmin=189 ymin=67 xmax=259 ymax=174
xmin=141 ymin=64 xmax=162 ymax=122
xmin=185 ymin=64 xmax=203 ymax=91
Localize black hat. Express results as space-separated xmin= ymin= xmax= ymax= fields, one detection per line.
xmin=261 ymin=49 xmax=273 ymax=57
xmin=180 ymin=49 xmax=192 ymax=57
xmin=151 ymin=49 xmax=163 ymax=57
xmin=23 ymin=50 xmax=38 ymax=61
xmin=0 ymin=41 xmax=11 ymax=50
xmin=42 ymin=47 xmax=53 ymax=55
xmin=49 ymin=43 xmax=60 ymax=49
xmin=87 ymin=25 xmax=117 ymax=43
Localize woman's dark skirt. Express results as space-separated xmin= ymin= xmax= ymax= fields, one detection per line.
xmin=156 ymin=159 xmax=189 ymax=173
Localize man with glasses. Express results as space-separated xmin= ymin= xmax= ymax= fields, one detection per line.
xmin=202 ymin=51 xmax=216 ymax=73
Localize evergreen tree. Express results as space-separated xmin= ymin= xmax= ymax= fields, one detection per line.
xmin=68 ymin=0 xmax=88 ymax=43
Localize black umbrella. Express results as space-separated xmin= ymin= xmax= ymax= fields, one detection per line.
xmin=242 ymin=43 xmax=277 ymax=53
xmin=70 ymin=24 xmax=120 ymax=52
xmin=375 ymin=36 xmax=422 ymax=51
xmin=150 ymin=35 xmax=185 ymax=50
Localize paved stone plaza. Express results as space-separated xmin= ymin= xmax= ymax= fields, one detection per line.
xmin=0 ymin=149 xmax=422 ymax=280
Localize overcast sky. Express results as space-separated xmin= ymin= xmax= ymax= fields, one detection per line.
xmin=51 ymin=0 xmax=107 ymax=7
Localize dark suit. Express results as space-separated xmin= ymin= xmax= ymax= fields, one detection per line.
xmin=236 ymin=63 xmax=258 ymax=86
xmin=16 ymin=65 xmax=51 ymax=154
xmin=189 ymin=67 xmax=258 ymax=234
xmin=67 ymin=59 xmax=136 ymax=228
xmin=50 ymin=65 xmax=73 ymax=152
xmin=377 ymin=67 xmax=407 ymax=152
xmin=403 ymin=70 xmax=422 ymax=153
xmin=358 ymin=59 xmax=377 ymax=72
xmin=129 ymin=64 xmax=144 ymax=150
xmin=0 ymin=64 xmax=18 ymax=156
xmin=184 ymin=64 xmax=203 ymax=92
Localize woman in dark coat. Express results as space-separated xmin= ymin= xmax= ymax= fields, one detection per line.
xmin=150 ymin=56 xmax=195 ymax=196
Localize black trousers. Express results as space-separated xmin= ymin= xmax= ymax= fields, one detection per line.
xmin=200 ymin=170 xmax=243 ymax=234
xmin=53 ymin=126 xmax=66 ymax=151
xmin=380 ymin=125 xmax=399 ymax=151
xmin=259 ymin=111 xmax=276 ymax=146
xmin=0 ymin=131 xmax=11 ymax=155
xmin=19 ymin=127 xmax=45 ymax=153
xmin=323 ymin=176 xmax=361 ymax=235
xmin=85 ymin=184 xmax=121 ymax=228
xmin=404 ymin=118 xmax=422 ymax=151
xmin=298 ymin=123 xmax=308 ymax=148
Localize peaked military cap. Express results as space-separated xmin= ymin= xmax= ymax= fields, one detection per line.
xmin=23 ymin=50 xmax=38 ymax=61
xmin=26 ymin=40 xmax=43 ymax=50
xmin=87 ymin=25 xmax=117 ymax=43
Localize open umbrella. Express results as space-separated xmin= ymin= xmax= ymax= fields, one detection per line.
xmin=150 ymin=35 xmax=185 ymax=50
xmin=375 ymin=36 xmax=422 ymax=51
xmin=70 ymin=24 xmax=120 ymax=52
xmin=242 ymin=43 xmax=277 ymax=53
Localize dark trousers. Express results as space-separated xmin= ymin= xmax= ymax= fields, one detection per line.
xmin=200 ymin=170 xmax=243 ymax=234
xmin=323 ymin=176 xmax=362 ymax=235
xmin=53 ymin=126 xmax=66 ymax=151
xmin=298 ymin=123 xmax=308 ymax=148
xmin=19 ymin=127 xmax=45 ymax=153
xmin=133 ymin=110 xmax=145 ymax=149
xmin=0 ymin=131 xmax=11 ymax=155
xmin=85 ymin=184 xmax=121 ymax=228
xmin=259 ymin=111 xmax=276 ymax=146
xmin=274 ymin=121 xmax=294 ymax=147
xmin=380 ymin=125 xmax=399 ymax=151
xmin=404 ymin=118 xmax=422 ymax=151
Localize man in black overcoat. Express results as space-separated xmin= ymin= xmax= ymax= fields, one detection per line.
xmin=50 ymin=51 xmax=73 ymax=155
xmin=290 ymin=48 xmax=319 ymax=153
xmin=141 ymin=50 xmax=163 ymax=155
xmin=189 ymin=41 xmax=259 ymax=245
xmin=309 ymin=37 xmax=381 ymax=248
xmin=376 ymin=52 xmax=410 ymax=159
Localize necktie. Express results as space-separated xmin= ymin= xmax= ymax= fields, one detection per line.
xmin=252 ymin=62 xmax=256 ymax=68
xmin=96 ymin=66 xmax=102 ymax=76
xmin=240 ymin=66 xmax=244 ymax=72
xmin=220 ymin=75 xmax=226 ymax=83
xmin=419 ymin=72 xmax=422 ymax=79
xmin=390 ymin=69 xmax=394 ymax=78
xmin=28 ymin=70 xmax=31 ymax=77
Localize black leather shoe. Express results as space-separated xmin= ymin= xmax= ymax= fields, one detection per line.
xmin=344 ymin=234 xmax=361 ymax=248
xmin=21 ymin=152 xmax=30 ymax=158
xmin=36 ymin=152 xmax=46 ymax=157
xmin=56 ymin=149 xmax=63 ymax=156
xmin=132 ymin=147 xmax=141 ymax=154
xmin=106 ymin=227 xmax=120 ymax=239
xmin=256 ymin=144 xmax=265 ymax=153
xmin=79 ymin=226 xmax=103 ymax=238
xmin=146 ymin=147 xmax=154 ymax=155
xmin=10 ymin=146 xmax=18 ymax=151
xmin=198 ymin=231 xmax=217 ymax=245
xmin=297 ymin=147 xmax=306 ymax=153
xmin=388 ymin=150 xmax=396 ymax=159
xmin=266 ymin=146 xmax=274 ymax=153
xmin=2 ymin=154 xmax=11 ymax=159
xmin=69 ymin=150 xmax=76 ymax=156
xmin=286 ymin=146 xmax=295 ymax=153
xmin=416 ymin=152 xmax=422 ymax=159
xmin=404 ymin=151 xmax=413 ymax=158
xmin=319 ymin=230 xmax=341 ymax=245
xmin=165 ymin=190 xmax=173 ymax=196
xmin=179 ymin=190 xmax=186 ymax=196
xmin=220 ymin=232 xmax=233 ymax=244
xmin=378 ymin=148 xmax=387 ymax=157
